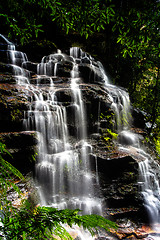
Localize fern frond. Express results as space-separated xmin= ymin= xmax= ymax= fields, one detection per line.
xmin=0 ymin=142 xmax=12 ymax=157
xmin=0 ymin=157 xmax=24 ymax=180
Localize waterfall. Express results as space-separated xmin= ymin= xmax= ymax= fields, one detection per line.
xmin=4 ymin=44 xmax=102 ymax=217
xmin=2 ymin=36 xmax=160 ymax=238
xmin=94 ymin=44 xmax=160 ymax=233
xmin=138 ymin=153 xmax=160 ymax=227
xmin=108 ymin=73 xmax=160 ymax=232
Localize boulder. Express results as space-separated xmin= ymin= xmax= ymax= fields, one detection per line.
xmin=117 ymin=130 xmax=140 ymax=147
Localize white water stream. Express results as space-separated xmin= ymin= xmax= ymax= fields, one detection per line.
xmin=138 ymin=154 xmax=160 ymax=226
xmin=7 ymin=44 xmax=103 ymax=238
xmin=1 ymin=34 xmax=160 ymax=238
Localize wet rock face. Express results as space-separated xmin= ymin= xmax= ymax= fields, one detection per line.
xmin=95 ymin=155 xmax=140 ymax=208
xmin=0 ymin=75 xmax=113 ymax=175
xmin=0 ymin=131 xmax=38 ymax=173
xmin=0 ymin=82 xmax=30 ymax=132
xmin=132 ymin=108 xmax=146 ymax=129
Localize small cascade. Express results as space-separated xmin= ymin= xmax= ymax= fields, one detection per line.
xmin=9 ymin=52 xmax=30 ymax=85
xmin=0 ymin=34 xmax=15 ymax=50
xmin=54 ymin=62 xmax=58 ymax=76
xmin=138 ymin=154 xmax=160 ymax=227
xmin=97 ymin=61 xmax=110 ymax=85
xmin=109 ymin=63 xmax=160 ymax=233
xmin=70 ymin=64 xmax=86 ymax=140
xmin=70 ymin=59 xmax=103 ymax=215
xmin=0 ymin=34 xmax=29 ymax=85
xmin=105 ymin=85 xmax=132 ymax=132
xmin=70 ymin=47 xmax=87 ymax=59
xmin=37 ymin=50 xmax=68 ymax=77
xmin=8 ymin=49 xmax=28 ymax=66
xmin=98 ymin=60 xmax=132 ymax=133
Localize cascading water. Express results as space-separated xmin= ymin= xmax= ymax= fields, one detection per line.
xmin=26 ymin=48 xmax=102 ymax=216
xmin=103 ymin=61 xmax=160 ymax=235
xmin=138 ymin=155 xmax=160 ymax=225
xmin=91 ymin=46 xmax=160 ymax=236
xmin=18 ymin=45 xmax=103 ymax=239
xmin=2 ymin=33 xmax=160 ymax=238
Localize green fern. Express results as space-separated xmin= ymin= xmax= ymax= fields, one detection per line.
xmin=0 ymin=142 xmax=24 ymax=211
xmin=1 ymin=203 xmax=117 ymax=239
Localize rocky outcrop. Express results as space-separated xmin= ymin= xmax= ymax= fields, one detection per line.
xmin=0 ymin=81 xmax=31 ymax=132
xmin=0 ymin=131 xmax=38 ymax=173
xmin=97 ymin=155 xmax=139 ymax=205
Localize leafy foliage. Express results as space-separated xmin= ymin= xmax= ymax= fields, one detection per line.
xmin=132 ymin=67 xmax=160 ymax=137
xmin=0 ymin=0 xmax=44 ymax=44
xmin=49 ymin=0 xmax=115 ymax=38
xmin=0 ymin=0 xmax=116 ymax=42
xmin=1 ymin=203 xmax=117 ymax=239
xmin=116 ymin=2 xmax=160 ymax=59
xmin=155 ymin=137 xmax=160 ymax=156
xmin=108 ymin=0 xmax=160 ymax=142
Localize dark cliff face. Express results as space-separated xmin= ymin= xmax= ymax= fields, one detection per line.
xmin=0 ymin=42 xmax=148 ymax=227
